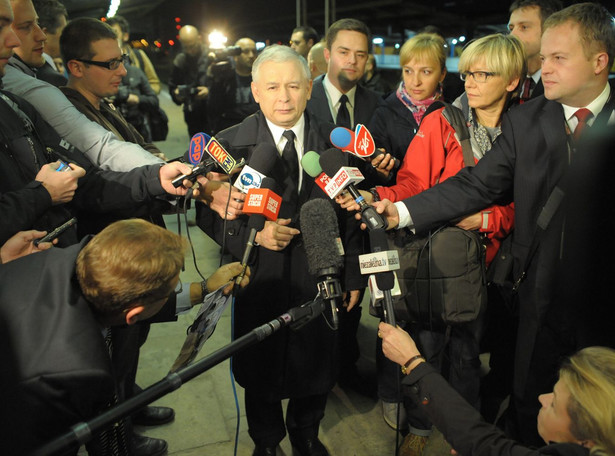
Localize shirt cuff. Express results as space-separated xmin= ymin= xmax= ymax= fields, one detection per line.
xmin=395 ymin=201 xmax=414 ymax=232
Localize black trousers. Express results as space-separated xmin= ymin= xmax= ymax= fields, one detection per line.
xmin=244 ymin=390 xmax=328 ymax=447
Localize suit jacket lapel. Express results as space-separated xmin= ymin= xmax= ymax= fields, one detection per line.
xmin=541 ymin=101 xmax=569 ymax=189
xmin=309 ymin=76 xmax=334 ymax=123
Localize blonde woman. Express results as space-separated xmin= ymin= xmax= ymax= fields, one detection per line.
xmin=380 ymin=325 xmax=615 ymax=456
xmin=368 ymin=33 xmax=447 ymax=183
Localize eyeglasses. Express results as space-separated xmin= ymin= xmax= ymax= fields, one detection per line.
xmin=459 ymin=71 xmax=497 ymax=83
xmin=75 ymin=54 xmax=128 ymax=70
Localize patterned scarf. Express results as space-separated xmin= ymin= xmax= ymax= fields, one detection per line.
xmin=468 ymin=107 xmax=501 ymax=157
xmin=396 ymin=81 xmax=442 ymax=125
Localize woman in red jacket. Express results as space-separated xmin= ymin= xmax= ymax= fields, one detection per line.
xmin=339 ymin=34 xmax=526 ymax=455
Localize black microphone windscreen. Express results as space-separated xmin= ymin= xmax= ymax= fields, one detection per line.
xmin=260 ymin=176 xmax=279 ymax=195
xmin=248 ymin=213 xmax=266 ymax=231
xmin=300 ymin=199 xmax=343 ymax=275
xmin=217 ymin=138 xmax=231 ymax=151
xmin=249 ymin=143 xmax=278 ymax=175
xmin=319 ymin=148 xmax=346 ymax=177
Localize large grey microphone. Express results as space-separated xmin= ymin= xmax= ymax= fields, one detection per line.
xmin=300 ymin=199 xmax=343 ymax=329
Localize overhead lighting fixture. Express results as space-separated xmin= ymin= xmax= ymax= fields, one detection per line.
xmin=107 ymin=0 xmax=120 ymax=18
xmin=372 ymin=37 xmax=384 ymax=45
xmin=459 ymin=36 xmax=466 ymax=42
xmin=208 ymin=30 xmax=228 ymax=49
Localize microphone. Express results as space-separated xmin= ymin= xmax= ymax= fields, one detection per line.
xmin=330 ymin=125 xmax=400 ymax=169
xmin=204 ymin=136 xmax=243 ymax=174
xmin=319 ymin=148 xmax=388 ymax=230
xmin=172 ymin=132 xmax=216 ymax=187
xmin=234 ymin=177 xmax=282 ymax=288
xmin=301 ymin=151 xmax=335 ymax=198
xmin=300 ymin=198 xmax=343 ymax=330
xmin=365 ymin=228 xmax=397 ymax=326
xmin=234 ymin=143 xmax=278 ymax=193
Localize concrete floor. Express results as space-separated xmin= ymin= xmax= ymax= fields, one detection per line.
xmin=108 ymin=88 xmax=455 ymax=455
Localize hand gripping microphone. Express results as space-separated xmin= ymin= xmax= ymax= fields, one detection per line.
xmin=172 ymin=132 xmax=215 ymax=187
xmin=234 ymin=143 xmax=278 ymax=193
xmin=319 ymin=148 xmax=388 ymax=230
xmin=234 ymin=177 xmax=282 ymax=289
xmin=300 ymin=198 xmax=343 ymax=330
xmin=330 ymin=125 xmax=400 ymax=169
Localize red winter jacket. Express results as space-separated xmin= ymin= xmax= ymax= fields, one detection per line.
xmin=375 ymin=107 xmax=514 ymax=265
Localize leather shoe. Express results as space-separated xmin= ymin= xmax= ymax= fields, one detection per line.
xmin=131 ymin=434 xmax=168 ymax=456
xmin=133 ymin=406 xmax=175 ymax=426
xmin=291 ymin=437 xmax=330 ymax=456
xmin=252 ymin=444 xmax=279 ymax=456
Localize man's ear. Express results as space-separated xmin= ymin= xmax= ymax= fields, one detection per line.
xmin=324 ymin=47 xmax=330 ymax=64
xmin=251 ymin=81 xmax=260 ymax=103
xmin=125 ymin=305 xmax=145 ymax=325
xmin=66 ymin=60 xmax=84 ymax=78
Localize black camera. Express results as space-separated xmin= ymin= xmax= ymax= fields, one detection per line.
xmin=212 ymin=45 xmax=242 ymax=62
xmin=177 ymin=84 xmax=198 ymax=100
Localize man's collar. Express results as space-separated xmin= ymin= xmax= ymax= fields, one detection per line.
xmin=561 ymin=83 xmax=610 ymax=123
xmin=323 ymin=73 xmax=357 ymax=107
xmin=530 ymin=69 xmax=541 ymax=84
xmin=7 ymin=54 xmax=36 ymax=77
xmin=265 ymin=114 xmax=306 ymax=151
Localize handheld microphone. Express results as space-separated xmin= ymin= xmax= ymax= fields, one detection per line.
xmin=301 ymin=151 xmax=335 ymax=198
xmin=172 ymin=132 xmax=216 ymax=187
xmin=367 ymin=228 xmax=397 ymax=326
xmin=205 ymin=137 xmax=241 ymax=174
xmin=319 ymin=148 xmax=388 ymax=230
xmin=330 ymin=125 xmax=400 ymax=169
xmin=234 ymin=177 xmax=282 ymax=288
xmin=300 ymin=198 xmax=343 ymax=330
xmin=234 ymin=143 xmax=278 ymax=193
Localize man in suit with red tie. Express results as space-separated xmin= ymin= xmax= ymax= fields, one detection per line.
xmin=371 ymin=3 xmax=615 ymax=447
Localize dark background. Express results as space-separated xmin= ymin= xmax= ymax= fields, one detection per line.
xmin=60 ymin=0 xmax=611 ymax=81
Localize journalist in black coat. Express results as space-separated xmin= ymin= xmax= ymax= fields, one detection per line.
xmin=373 ymin=6 xmax=615 ymax=445
xmin=198 ymin=46 xmax=365 ymax=452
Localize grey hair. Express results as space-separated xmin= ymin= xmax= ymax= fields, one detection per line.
xmin=252 ymin=44 xmax=311 ymax=82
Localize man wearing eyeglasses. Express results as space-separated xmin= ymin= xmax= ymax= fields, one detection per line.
xmin=3 ymin=0 xmax=163 ymax=172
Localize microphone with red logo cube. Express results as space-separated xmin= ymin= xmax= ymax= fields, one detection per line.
xmin=329 ymin=124 xmax=400 ymax=169
xmin=319 ymin=148 xmax=387 ymax=230
xmin=234 ymin=177 xmax=282 ymax=288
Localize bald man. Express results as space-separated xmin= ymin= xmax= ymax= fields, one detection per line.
xmin=169 ymin=25 xmax=211 ymax=136
xmin=307 ymin=41 xmax=327 ymax=79
xmin=207 ymin=36 xmax=259 ymax=134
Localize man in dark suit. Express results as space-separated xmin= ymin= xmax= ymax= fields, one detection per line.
xmin=306 ymin=19 xmax=380 ymax=390
xmin=508 ymin=0 xmax=562 ymax=102
xmin=198 ymin=44 xmax=365 ymax=456
xmin=371 ymin=3 xmax=615 ymax=447
xmin=307 ymin=18 xmax=380 ymax=130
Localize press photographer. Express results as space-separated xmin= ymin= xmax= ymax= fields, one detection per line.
xmin=169 ymin=25 xmax=211 ymax=137
xmin=207 ymin=37 xmax=259 ymax=134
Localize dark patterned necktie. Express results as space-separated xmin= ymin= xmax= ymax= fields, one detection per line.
xmin=336 ymin=94 xmax=351 ymax=128
xmin=282 ymin=130 xmax=299 ymax=210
